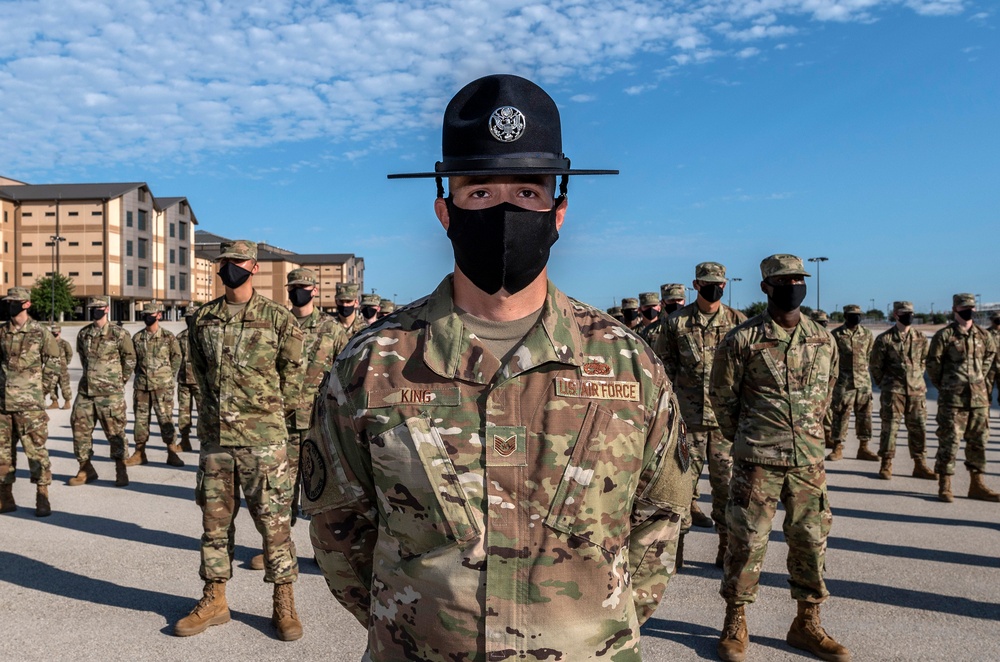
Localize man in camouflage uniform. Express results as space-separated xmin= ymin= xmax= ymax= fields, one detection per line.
xmin=812 ymin=311 xmax=829 ymax=328
xmin=69 ymin=296 xmax=135 ymax=488
xmin=656 ymin=262 xmax=746 ymax=569
xmin=334 ymin=283 xmax=368 ymax=338
xmin=607 ymin=305 xmax=625 ymax=324
xmin=871 ymin=301 xmax=935 ymax=480
xmin=176 ymin=239 xmax=305 ymax=642
xmin=176 ymin=304 xmax=201 ymax=452
xmin=812 ymin=311 xmax=835 ymax=451
xmin=0 ymin=287 xmax=60 ymax=517
xmin=359 ymin=292 xmax=381 ymax=326
xmin=636 ymin=291 xmax=661 ymax=343
xmin=621 ymin=296 xmax=641 ymax=331
xmin=644 ymin=283 xmax=686 ymax=351
xmin=126 ymin=302 xmax=183 ymax=467
xmin=826 ymin=304 xmax=876 ymax=462
xmin=711 ymin=254 xmax=849 ymax=662
xmin=988 ymin=312 xmax=1000 ymax=406
xmin=43 ymin=325 xmax=73 ymax=409
xmin=303 ymin=74 xmax=691 ymax=661
xmin=377 ymin=298 xmax=395 ymax=319
xmin=927 ymin=293 xmax=998 ymax=503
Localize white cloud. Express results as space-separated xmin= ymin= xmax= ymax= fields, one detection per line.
xmin=0 ymin=0 xmax=970 ymax=173
xmin=571 ymin=94 xmax=596 ymax=102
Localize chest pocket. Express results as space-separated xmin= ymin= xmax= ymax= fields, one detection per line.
xmin=945 ymin=338 xmax=967 ymax=364
xmin=545 ymin=402 xmax=644 ymax=557
xmin=679 ymin=332 xmax=702 ymax=366
xmin=369 ymin=415 xmax=479 ymax=558
xmin=748 ymin=341 xmax=784 ymax=389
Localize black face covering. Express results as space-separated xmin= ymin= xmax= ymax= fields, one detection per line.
xmin=361 ymin=306 xmax=378 ymax=320
xmin=767 ymin=282 xmax=807 ymax=313
xmin=699 ymin=284 xmax=724 ymax=304
xmin=622 ymin=309 xmax=639 ymax=323
xmin=92 ymin=309 xmax=107 ymax=321
xmin=897 ymin=312 xmax=913 ymax=326
xmin=6 ymin=301 xmax=25 ymax=318
xmin=289 ymin=288 xmax=313 ymax=308
xmin=640 ymin=307 xmax=658 ymax=320
xmin=143 ymin=314 xmax=158 ymax=326
xmin=663 ymin=302 xmax=681 ymax=315
xmin=845 ymin=313 xmax=862 ymax=327
xmin=956 ymin=308 xmax=974 ymax=321
xmin=337 ymin=304 xmax=355 ymax=318
xmin=445 ymin=197 xmax=561 ymax=295
xmin=218 ymin=262 xmax=252 ymax=289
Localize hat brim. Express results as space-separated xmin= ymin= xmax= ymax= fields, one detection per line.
xmin=286 ymin=280 xmax=316 ymax=287
xmin=216 ymin=253 xmax=255 ymax=262
xmin=388 ymin=168 xmax=618 ymax=179
xmin=764 ymin=269 xmax=811 ymax=279
xmin=696 ymin=276 xmax=727 ymax=284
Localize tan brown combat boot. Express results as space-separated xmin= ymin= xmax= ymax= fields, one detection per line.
xmin=47 ymin=397 xmax=59 ymax=409
xmin=67 ymin=461 xmax=99 ymax=486
xmin=878 ymin=457 xmax=892 ymax=480
xmin=115 ymin=459 xmax=129 ymax=487
xmin=272 ymin=582 xmax=303 ymax=641
xmin=856 ymin=441 xmax=878 ymax=462
xmin=175 ymin=580 xmax=230 ymax=636
xmin=912 ymin=457 xmax=936 ymax=480
xmin=786 ymin=601 xmax=851 ymax=661
xmin=715 ymin=530 xmax=728 ymax=569
xmin=968 ymin=472 xmax=1000 ymax=502
xmin=0 ymin=483 xmax=16 ymax=513
xmin=249 ymin=553 xmax=266 ymax=570
xmin=124 ymin=445 xmax=148 ymax=466
xmin=62 ymin=399 xmax=72 ymax=410
xmin=166 ymin=444 xmax=186 ymax=467
xmin=691 ymin=500 xmax=714 ymax=528
xmin=825 ymin=443 xmax=843 ymax=461
xmin=718 ymin=603 xmax=748 ymax=662
xmin=35 ymin=484 xmax=52 ymax=517
xmin=675 ymin=533 xmax=685 ymax=572
xmin=938 ymin=475 xmax=953 ymax=502
xmin=179 ymin=430 xmax=193 ymax=453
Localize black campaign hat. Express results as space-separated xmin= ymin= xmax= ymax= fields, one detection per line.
xmin=388 ymin=74 xmax=618 ymax=179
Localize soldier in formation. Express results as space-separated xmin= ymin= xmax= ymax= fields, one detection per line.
xmin=988 ymin=311 xmax=1000 ymax=405
xmin=927 ymin=293 xmax=998 ymax=503
xmin=175 ymin=304 xmax=200 ymax=452
xmin=606 ymin=305 xmax=624 ymax=323
xmin=377 ymin=298 xmax=395 ymax=319
xmin=303 ymin=73 xmax=691 ymax=660
xmin=636 ymin=291 xmax=661 ymax=342
xmin=621 ymin=296 xmax=641 ymax=331
xmin=812 ymin=310 xmax=829 ymax=327
xmin=656 ymin=262 xmax=746 ymax=569
xmin=176 ymin=239 xmax=305 ymax=642
xmin=334 ymin=283 xmax=368 ymax=338
xmin=0 ymin=287 xmax=60 ymax=517
xmin=44 ymin=324 xmax=73 ymax=409
xmin=359 ymin=292 xmax=381 ymax=326
xmin=826 ymin=304 xmax=877 ymax=462
xmin=712 ymin=254 xmax=849 ymax=662
xmin=127 ymin=302 xmax=183 ymax=468
xmin=69 ymin=296 xmax=135 ymax=488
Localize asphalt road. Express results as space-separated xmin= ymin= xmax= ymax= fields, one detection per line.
xmin=1 ymin=322 xmax=998 ymax=661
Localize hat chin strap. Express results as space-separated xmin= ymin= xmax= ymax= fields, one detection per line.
xmin=436 ymin=175 xmax=568 ymax=199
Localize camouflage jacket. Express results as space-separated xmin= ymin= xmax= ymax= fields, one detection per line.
xmin=175 ymin=328 xmax=198 ymax=386
xmin=927 ymin=322 xmax=996 ymax=408
xmin=58 ymin=338 xmax=73 ymax=365
xmin=637 ymin=318 xmax=661 ymax=348
xmin=987 ymin=327 xmax=1000 ymax=391
xmin=0 ymin=319 xmax=60 ymax=411
xmin=77 ymin=322 xmax=136 ymax=397
xmin=304 ymin=276 xmax=690 ymax=661
xmin=290 ymin=308 xmax=348 ymax=431
xmin=132 ymin=327 xmax=181 ymax=391
xmin=870 ymin=325 xmax=928 ymax=395
xmin=830 ymin=324 xmax=874 ymax=394
xmin=710 ymin=311 xmax=838 ymax=467
xmin=655 ymin=303 xmax=746 ymax=429
xmin=42 ymin=337 xmax=73 ymax=381
xmin=189 ymin=291 xmax=304 ymax=447
xmin=338 ymin=313 xmax=369 ymax=339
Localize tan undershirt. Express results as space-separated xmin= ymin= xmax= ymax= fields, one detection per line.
xmin=457 ymin=306 xmax=543 ymax=367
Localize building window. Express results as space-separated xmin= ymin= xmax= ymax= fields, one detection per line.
xmin=179 ymin=221 xmax=187 ymax=240
xmin=169 ymin=249 xmax=175 ymax=264
xmin=69 ymin=241 xmax=79 ymax=247
xmin=45 ymin=241 xmax=54 ymax=247
xmin=92 ymin=211 xmax=102 ymax=216
xmin=180 ymin=201 xmax=188 ymax=215
xmin=68 ymin=211 xmax=79 ymax=217
xmin=3 ymin=273 xmax=6 ymax=283
xmin=2 ymin=211 xmax=6 ymax=222
xmin=138 ymin=267 xmax=148 ymax=287
xmin=69 ymin=271 xmax=79 ymax=277
xmin=22 ymin=212 xmax=32 ymax=217
xmin=179 ymin=247 xmax=188 ymax=266
xmin=92 ymin=271 xmax=102 ymax=277
xmin=138 ymin=188 xmax=147 ymax=202
xmin=92 ymin=241 xmax=103 ymax=246
xmin=169 ymin=223 xmax=175 ymax=238
xmin=179 ymin=272 xmax=188 ymax=290
xmin=22 ymin=272 xmax=32 ymax=277
xmin=126 ymin=270 xmax=133 ymax=286
xmin=45 ymin=271 xmax=53 ymax=276
xmin=138 ymin=238 xmax=147 ymax=259
xmin=170 ymin=275 xmax=176 ymax=290
xmin=2 ymin=242 xmax=6 ymax=253
xmin=138 ymin=210 xmax=147 ymax=231
xmin=22 ymin=242 xmax=32 ymax=247
xmin=45 ymin=211 xmax=55 ymax=217
xmin=126 ymin=240 xmax=133 ymax=257
xmin=126 ymin=211 xmax=133 ymax=227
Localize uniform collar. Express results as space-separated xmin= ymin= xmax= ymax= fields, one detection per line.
xmin=205 ymin=290 xmax=262 ymax=321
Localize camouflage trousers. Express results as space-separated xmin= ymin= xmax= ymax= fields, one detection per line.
xmin=721 ymin=461 xmax=832 ymax=606
xmin=44 ymin=366 xmax=72 ymax=402
xmin=934 ymin=405 xmax=989 ymax=476
xmin=0 ymin=409 xmax=51 ymax=486
xmin=196 ymin=440 xmax=297 ymax=584
xmin=133 ymin=388 xmax=176 ymax=447
xmin=681 ymin=427 xmax=732 ymax=534
xmin=831 ymin=388 xmax=872 ymax=443
xmin=177 ymin=383 xmax=199 ymax=434
xmin=877 ymin=392 xmax=927 ymax=459
xmin=71 ymin=392 xmax=128 ymax=462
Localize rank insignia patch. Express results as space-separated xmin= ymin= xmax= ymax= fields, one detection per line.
xmin=494 ymin=435 xmax=517 ymax=457
xmin=301 ymin=438 xmax=327 ymax=502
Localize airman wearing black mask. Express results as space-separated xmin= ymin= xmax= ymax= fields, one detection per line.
xmin=334 ymin=283 xmax=367 ymax=339
xmin=620 ymin=297 xmax=641 ymax=331
xmin=827 ymin=304 xmax=876 ymax=463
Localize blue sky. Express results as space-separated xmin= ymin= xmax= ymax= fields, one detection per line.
xmin=1 ymin=0 xmax=995 ymax=313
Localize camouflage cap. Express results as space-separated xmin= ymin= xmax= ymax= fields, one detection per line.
xmin=759 ymin=254 xmax=810 ymax=280
xmin=812 ymin=310 xmax=829 ymax=322
xmin=991 ymin=311 xmax=1000 ymax=323
xmin=216 ymin=239 xmax=257 ymax=262
xmin=639 ymin=292 xmax=659 ymax=307
xmin=843 ymin=304 xmax=862 ymax=315
xmin=286 ymin=267 xmax=318 ymax=287
xmin=695 ymin=261 xmax=727 ymax=284
xmin=621 ymin=297 xmax=639 ymax=310
xmin=50 ymin=324 xmax=61 ymax=333
xmin=379 ymin=299 xmax=395 ymax=313
xmin=2 ymin=286 xmax=31 ymax=301
xmin=87 ymin=295 xmax=111 ymax=308
xmin=606 ymin=306 xmax=622 ymax=316
xmin=141 ymin=302 xmax=163 ymax=314
xmin=335 ymin=283 xmax=359 ymax=301
xmin=183 ymin=303 xmax=201 ymax=317
xmin=360 ymin=293 xmax=381 ymax=307
xmin=893 ymin=301 xmax=914 ymax=313
xmin=953 ymin=293 xmax=975 ymax=308
xmin=660 ymin=283 xmax=686 ymax=300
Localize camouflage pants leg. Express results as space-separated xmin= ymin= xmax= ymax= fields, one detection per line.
xmin=0 ymin=410 xmax=51 ymax=486
xmin=934 ymin=406 xmax=989 ymax=476
xmin=822 ymin=408 xmax=833 ymax=448
xmin=133 ymin=389 xmax=152 ymax=446
xmin=197 ymin=441 xmax=297 ymax=584
xmin=721 ymin=461 xmax=832 ymax=606
xmin=832 ymin=389 xmax=873 ymax=443
xmin=177 ymin=383 xmax=198 ymax=434
xmin=706 ymin=428 xmax=733 ymax=534
xmin=150 ymin=388 xmax=176 ymax=446
xmin=56 ymin=366 xmax=72 ymax=402
xmin=71 ymin=393 xmax=128 ymax=462
xmin=878 ymin=393 xmax=927 ymax=459
xmin=680 ymin=428 xmax=709 ymax=533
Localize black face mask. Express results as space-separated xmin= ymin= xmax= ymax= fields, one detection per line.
xmin=6 ymin=301 xmax=25 ymax=318
xmin=845 ymin=313 xmax=862 ymax=327
xmin=956 ymin=308 xmax=974 ymax=321
xmin=699 ymin=284 xmax=724 ymax=304
xmin=361 ymin=306 xmax=378 ymax=320
xmin=897 ymin=312 xmax=913 ymax=326
xmin=143 ymin=314 xmax=158 ymax=326
xmin=289 ymin=288 xmax=313 ymax=308
xmin=446 ymin=196 xmax=561 ymax=295
xmin=218 ymin=262 xmax=252 ymax=289
xmin=93 ymin=309 xmax=107 ymax=321
xmin=818 ymin=321 xmax=828 ymax=328
xmin=622 ymin=309 xmax=639 ymax=323
xmin=663 ymin=302 xmax=681 ymax=315
xmin=640 ymin=307 xmax=658 ymax=320
xmin=767 ymin=283 xmax=807 ymax=313
xmin=337 ymin=304 xmax=355 ymax=318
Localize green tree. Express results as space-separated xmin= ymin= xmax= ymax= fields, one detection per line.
xmin=30 ymin=274 xmax=77 ymax=322
xmin=865 ymin=308 xmax=885 ymax=321
xmin=799 ymin=305 xmax=814 ymax=317
xmin=931 ymin=313 xmax=948 ymax=325
xmin=742 ymin=301 xmax=767 ymax=317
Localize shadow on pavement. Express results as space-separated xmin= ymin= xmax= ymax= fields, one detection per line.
xmin=828 ymin=537 xmax=1000 ymax=568
xmin=832 ymin=506 xmax=1000 ymax=532
xmin=641 ymin=617 xmax=790 ymax=659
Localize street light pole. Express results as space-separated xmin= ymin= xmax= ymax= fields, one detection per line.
xmin=728 ymin=277 xmax=742 ymax=308
xmin=807 ymin=257 xmax=829 ymax=311
xmin=49 ymin=235 xmax=66 ymax=323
